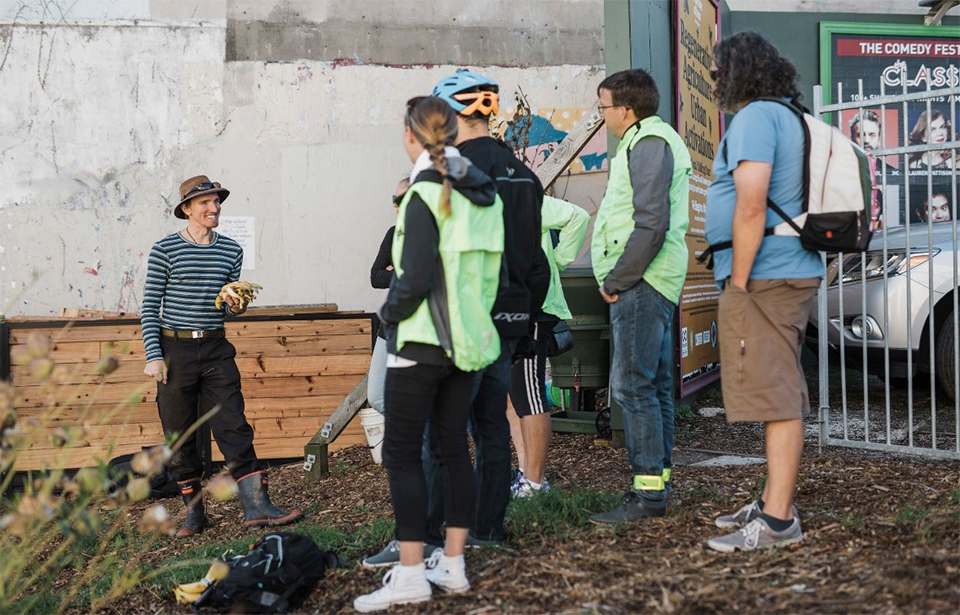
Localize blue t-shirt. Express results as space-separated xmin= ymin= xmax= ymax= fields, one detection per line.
xmin=704 ymin=100 xmax=824 ymax=284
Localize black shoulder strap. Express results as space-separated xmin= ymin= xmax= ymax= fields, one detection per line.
xmin=700 ymin=96 xmax=808 ymax=266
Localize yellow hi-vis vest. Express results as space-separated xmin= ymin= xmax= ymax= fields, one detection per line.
xmin=392 ymin=180 xmax=505 ymax=372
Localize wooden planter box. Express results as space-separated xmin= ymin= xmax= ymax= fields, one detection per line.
xmin=1 ymin=306 xmax=374 ymax=472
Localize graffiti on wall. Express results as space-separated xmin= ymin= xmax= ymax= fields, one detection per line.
xmin=501 ymin=108 xmax=609 ymax=175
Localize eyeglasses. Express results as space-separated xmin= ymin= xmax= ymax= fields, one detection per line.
xmin=184 ymin=182 xmax=220 ymax=197
xmin=597 ymin=104 xmax=623 ymax=111
xmin=709 ymin=69 xmax=719 ymax=81
xmin=392 ymin=192 xmax=406 ymax=207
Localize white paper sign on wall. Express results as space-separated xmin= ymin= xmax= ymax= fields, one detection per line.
xmin=218 ymin=216 xmax=256 ymax=270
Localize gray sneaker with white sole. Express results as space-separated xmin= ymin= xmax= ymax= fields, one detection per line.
xmin=715 ymin=501 xmax=799 ymax=528
xmin=707 ymin=516 xmax=803 ymax=552
xmin=362 ymin=540 xmax=442 ymax=568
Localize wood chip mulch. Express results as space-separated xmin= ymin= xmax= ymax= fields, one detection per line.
xmin=89 ymin=408 xmax=960 ymax=615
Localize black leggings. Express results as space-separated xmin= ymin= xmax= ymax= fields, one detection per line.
xmin=382 ymin=361 xmax=476 ymax=542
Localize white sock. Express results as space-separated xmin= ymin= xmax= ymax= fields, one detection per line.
xmin=525 ymin=479 xmax=543 ymax=490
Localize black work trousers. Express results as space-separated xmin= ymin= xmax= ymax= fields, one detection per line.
xmin=157 ymin=336 xmax=261 ymax=482
xmin=382 ymin=361 xmax=475 ymax=542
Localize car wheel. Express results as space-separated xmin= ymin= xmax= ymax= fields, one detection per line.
xmin=935 ymin=311 xmax=957 ymax=402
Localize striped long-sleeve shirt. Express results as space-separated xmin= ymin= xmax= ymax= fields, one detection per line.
xmin=141 ymin=233 xmax=243 ymax=361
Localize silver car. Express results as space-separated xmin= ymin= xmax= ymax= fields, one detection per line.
xmin=807 ymin=223 xmax=958 ymax=400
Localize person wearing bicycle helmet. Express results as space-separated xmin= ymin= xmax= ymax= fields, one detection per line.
xmin=431 ymin=69 xmax=549 ymax=547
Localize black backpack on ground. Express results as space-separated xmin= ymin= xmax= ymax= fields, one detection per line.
xmin=193 ymin=532 xmax=339 ymax=614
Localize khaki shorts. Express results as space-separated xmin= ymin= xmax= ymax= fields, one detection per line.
xmin=718 ymin=278 xmax=820 ymax=423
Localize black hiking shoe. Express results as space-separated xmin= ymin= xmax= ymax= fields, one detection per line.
xmin=589 ymin=490 xmax=667 ymax=525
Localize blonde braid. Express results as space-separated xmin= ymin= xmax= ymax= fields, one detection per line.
xmin=425 ymin=141 xmax=452 ymax=217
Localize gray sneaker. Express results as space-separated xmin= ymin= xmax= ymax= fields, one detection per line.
xmin=714 ymin=500 xmax=762 ymax=528
xmin=589 ymin=490 xmax=666 ymax=525
xmin=362 ymin=540 xmax=442 ymax=568
xmin=715 ymin=501 xmax=799 ymax=529
xmin=707 ymin=516 xmax=803 ymax=552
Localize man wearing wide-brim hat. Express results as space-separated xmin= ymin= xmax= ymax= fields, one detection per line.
xmin=140 ymin=175 xmax=303 ymax=537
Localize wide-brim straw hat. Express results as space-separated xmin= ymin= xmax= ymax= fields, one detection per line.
xmin=175 ymin=175 xmax=230 ymax=219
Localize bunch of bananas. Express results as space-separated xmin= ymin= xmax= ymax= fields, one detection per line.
xmin=215 ymin=281 xmax=263 ymax=310
xmin=173 ymin=561 xmax=230 ymax=604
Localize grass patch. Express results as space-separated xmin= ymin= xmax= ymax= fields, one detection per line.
xmin=505 ymin=486 xmax=620 ymax=546
xmin=685 ymin=486 xmax=734 ymax=506
xmin=840 ymin=513 xmax=863 ymax=529
xmin=895 ymin=503 xmax=930 ymax=526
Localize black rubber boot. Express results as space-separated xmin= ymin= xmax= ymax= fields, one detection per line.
xmin=176 ymin=479 xmax=206 ymax=538
xmin=236 ymin=471 xmax=303 ymax=528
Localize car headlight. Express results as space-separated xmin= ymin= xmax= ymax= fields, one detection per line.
xmin=827 ymin=249 xmax=940 ymax=286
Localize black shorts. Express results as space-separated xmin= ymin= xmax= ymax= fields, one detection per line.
xmin=509 ymin=321 xmax=551 ymax=417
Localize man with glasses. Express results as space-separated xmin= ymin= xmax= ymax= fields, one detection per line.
xmin=588 ymin=70 xmax=692 ymax=524
xmin=141 ymin=175 xmax=302 ymax=538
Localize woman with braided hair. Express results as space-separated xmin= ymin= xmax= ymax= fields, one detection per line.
xmin=354 ymin=96 xmax=505 ymax=613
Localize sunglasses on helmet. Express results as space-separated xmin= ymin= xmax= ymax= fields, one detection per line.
xmin=453 ymin=91 xmax=499 ymax=116
xmin=184 ymin=182 xmax=221 ymax=198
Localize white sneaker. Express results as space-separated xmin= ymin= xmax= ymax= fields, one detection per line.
xmin=353 ymin=563 xmax=431 ymax=613
xmin=424 ymin=549 xmax=470 ymax=593
xmin=512 ymin=476 xmax=550 ymax=499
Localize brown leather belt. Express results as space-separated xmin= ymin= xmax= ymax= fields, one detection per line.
xmin=161 ymin=328 xmax=225 ymax=340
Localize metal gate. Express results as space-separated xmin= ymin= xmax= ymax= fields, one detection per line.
xmin=813 ymin=82 xmax=959 ymax=459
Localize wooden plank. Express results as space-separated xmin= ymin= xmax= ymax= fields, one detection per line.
xmin=237 ymin=304 xmax=340 ymax=317
xmin=9 ymin=325 xmax=141 ymax=345
xmin=16 ymin=402 xmax=160 ymax=424
xmin=213 ymin=432 xmax=365 ymax=461
xmin=14 ymin=383 xmax=155 ymax=408
xmin=233 ymin=334 xmax=372 ymax=358
xmin=227 ymin=319 xmax=370 ymax=339
xmin=241 ymin=375 xmax=361 ymax=399
xmin=11 ymin=359 xmax=148 ymax=387
xmin=303 ymin=374 xmax=368 ymax=481
xmin=235 ymin=355 xmax=370 ymax=379
xmin=534 ymin=101 xmax=605 ymax=190
xmin=13 ymin=443 xmax=148 ymax=470
xmin=25 ymin=423 xmax=165 ymax=451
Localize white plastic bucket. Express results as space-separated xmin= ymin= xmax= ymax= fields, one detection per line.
xmin=358 ymin=408 xmax=385 ymax=465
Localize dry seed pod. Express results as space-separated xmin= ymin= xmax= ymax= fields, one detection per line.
xmin=206 ymin=475 xmax=237 ymax=501
xmin=0 ymin=513 xmax=28 ymax=538
xmin=0 ymin=406 xmax=16 ymax=432
xmin=97 ymin=355 xmax=120 ymax=376
xmin=126 ymin=477 xmax=152 ymax=503
xmin=131 ymin=450 xmax=162 ymax=477
xmin=25 ymin=332 xmax=52 ymax=358
xmin=29 ymin=358 xmax=55 ymax=381
xmin=10 ymin=346 xmax=30 ymax=365
xmin=138 ymin=504 xmax=174 ymax=534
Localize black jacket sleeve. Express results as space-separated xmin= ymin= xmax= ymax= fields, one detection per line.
xmin=602 ymin=137 xmax=674 ymax=295
xmin=370 ymin=226 xmax=395 ymax=289
xmin=378 ymin=196 xmax=439 ymax=325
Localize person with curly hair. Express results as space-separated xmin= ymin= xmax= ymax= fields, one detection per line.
xmin=703 ymin=32 xmax=823 ymax=552
xmin=908 ymin=110 xmax=957 ymax=170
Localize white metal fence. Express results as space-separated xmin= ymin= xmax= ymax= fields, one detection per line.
xmin=813 ymin=82 xmax=960 ymax=459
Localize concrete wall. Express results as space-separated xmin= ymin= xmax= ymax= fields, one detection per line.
xmin=0 ymin=0 xmax=605 ymax=316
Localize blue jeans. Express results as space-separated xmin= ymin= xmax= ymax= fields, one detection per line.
xmin=609 ymin=280 xmax=675 ymax=490
xmin=424 ymin=337 xmax=517 ymax=543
